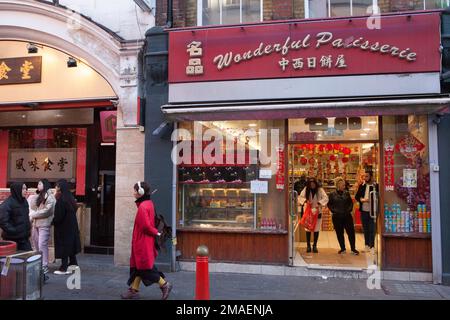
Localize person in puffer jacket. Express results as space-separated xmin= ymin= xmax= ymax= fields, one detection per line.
xmin=28 ymin=179 xmax=55 ymax=274
xmin=0 ymin=182 xmax=32 ymax=251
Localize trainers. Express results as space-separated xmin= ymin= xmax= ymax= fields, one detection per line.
xmin=312 ymin=246 xmax=318 ymax=253
xmin=351 ymin=249 xmax=360 ymax=255
xmin=160 ymin=282 xmax=173 ymax=300
xmin=338 ymin=249 xmax=346 ymax=254
xmin=53 ymin=270 xmax=71 ymax=275
xmin=121 ymin=288 xmax=140 ymax=300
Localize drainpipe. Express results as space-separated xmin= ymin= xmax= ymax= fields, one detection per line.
xmin=166 ymin=0 xmax=173 ymax=28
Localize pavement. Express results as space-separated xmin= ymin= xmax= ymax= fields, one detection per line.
xmin=41 ymin=254 xmax=450 ymax=300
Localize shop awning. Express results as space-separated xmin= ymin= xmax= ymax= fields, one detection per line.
xmin=161 ymin=96 xmax=450 ymax=121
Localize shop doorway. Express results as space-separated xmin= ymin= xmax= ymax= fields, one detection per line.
xmin=288 ymin=141 xmax=380 ymax=269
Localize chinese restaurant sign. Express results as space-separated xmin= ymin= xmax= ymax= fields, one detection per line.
xmin=100 ymin=111 xmax=117 ymax=143
xmin=0 ymin=56 xmax=42 ymax=85
xmin=169 ymin=12 xmax=440 ymax=83
xmin=8 ymin=149 xmax=76 ymax=182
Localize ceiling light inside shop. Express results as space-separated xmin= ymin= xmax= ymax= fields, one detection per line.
xmin=363 ymin=128 xmax=371 ymax=131
xmin=21 ymin=114 xmax=26 ymax=119
xmin=55 ymin=114 xmax=63 ymax=118
xmin=368 ymin=121 xmax=377 ymax=125
xmin=360 ymin=133 xmax=368 ymax=137
xmin=248 ymin=123 xmax=257 ymax=127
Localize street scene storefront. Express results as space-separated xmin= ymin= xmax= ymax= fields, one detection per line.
xmin=164 ymin=11 xmax=448 ymax=277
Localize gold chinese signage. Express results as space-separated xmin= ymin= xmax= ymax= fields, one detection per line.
xmin=0 ymin=56 xmax=42 ymax=85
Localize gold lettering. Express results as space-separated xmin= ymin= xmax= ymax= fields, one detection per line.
xmin=254 ymin=42 xmax=264 ymax=57
xmin=213 ymin=52 xmax=233 ymax=70
xmin=332 ymin=38 xmax=344 ymax=48
xmin=264 ymin=45 xmax=273 ymax=55
xmin=390 ymin=46 xmax=400 ymax=56
xmin=406 ymin=52 xmax=417 ymax=61
xmin=380 ymin=44 xmax=390 ymax=53
xmin=316 ymin=32 xmax=333 ymax=48
xmin=360 ymin=41 xmax=370 ymax=50
xmin=399 ymin=48 xmax=411 ymax=59
xmin=370 ymin=42 xmax=380 ymax=52
xmin=282 ymin=37 xmax=291 ymax=56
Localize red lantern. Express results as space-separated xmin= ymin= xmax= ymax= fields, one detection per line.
xmin=300 ymin=157 xmax=308 ymax=166
xmin=343 ymin=147 xmax=351 ymax=155
xmin=308 ymin=144 xmax=315 ymax=151
xmin=308 ymin=158 xmax=315 ymax=165
xmin=333 ymin=144 xmax=340 ymax=151
xmin=342 ymin=157 xmax=349 ymax=163
xmin=318 ymin=145 xmax=325 ymax=152
xmin=326 ymin=144 xmax=333 ymax=151
xmin=329 ymin=155 xmax=337 ymax=161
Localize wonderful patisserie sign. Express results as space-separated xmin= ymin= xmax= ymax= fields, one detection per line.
xmin=169 ymin=12 xmax=440 ymax=83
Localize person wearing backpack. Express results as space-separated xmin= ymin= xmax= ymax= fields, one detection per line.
xmin=121 ymin=181 xmax=173 ymax=300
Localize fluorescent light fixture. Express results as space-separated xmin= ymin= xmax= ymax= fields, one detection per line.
xmin=360 ymin=133 xmax=368 ymax=137
xmin=315 ymin=122 xmax=323 ymax=126
xmin=248 ymin=123 xmax=257 ymax=127
xmin=368 ymin=121 xmax=377 ymax=125
xmin=363 ymin=128 xmax=371 ymax=132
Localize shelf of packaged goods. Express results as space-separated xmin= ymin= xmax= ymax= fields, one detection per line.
xmin=190 ymin=219 xmax=251 ymax=224
xmin=178 ymin=227 xmax=289 ymax=234
xmin=196 ymin=206 xmax=254 ymax=210
xmin=383 ymin=232 xmax=431 ymax=239
xmin=180 ymin=181 xmax=251 ymax=185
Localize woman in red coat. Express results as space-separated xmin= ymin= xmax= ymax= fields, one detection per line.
xmin=121 ymin=181 xmax=173 ymax=300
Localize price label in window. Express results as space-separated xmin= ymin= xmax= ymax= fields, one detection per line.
xmin=259 ymin=169 xmax=272 ymax=179
xmin=251 ymin=180 xmax=268 ymax=194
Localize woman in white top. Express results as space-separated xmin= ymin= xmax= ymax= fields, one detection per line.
xmin=298 ymin=177 xmax=329 ymax=253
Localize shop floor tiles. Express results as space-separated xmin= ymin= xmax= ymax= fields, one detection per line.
xmin=295 ymin=231 xmax=367 ymax=251
xmin=297 ymin=247 xmax=371 ymax=269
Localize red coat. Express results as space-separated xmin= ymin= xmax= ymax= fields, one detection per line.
xmin=130 ymin=199 xmax=159 ymax=270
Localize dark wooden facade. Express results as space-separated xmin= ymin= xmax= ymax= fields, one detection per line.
xmin=177 ymin=229 xmax=289 ymax=264
xmin=382 ymin=235 xmax=432 ymax=272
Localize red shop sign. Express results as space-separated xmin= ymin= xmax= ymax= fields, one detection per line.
xmin=169 ymin=12 xmax=440 ymax=84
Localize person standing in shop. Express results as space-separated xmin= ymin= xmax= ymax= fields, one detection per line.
xmin=121 ymin=181 xmax=173 ymax=300
xmin=355 ymin=171 xmax=379 ymax=250
xmin=298 ymin=177 xmax=329 ymax=253
xmin=328 ymin=177 xmax=359 ymax=255
xmin=52 ymin=179 xmax=81 ymax=275
xmin=0 ymin=182 xmax=32 ymax=251
xmin=28 ymin=179 xmax=55 ymax=275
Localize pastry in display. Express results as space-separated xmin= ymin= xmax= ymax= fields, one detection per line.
xmin=235 ymin=214 xmax=253 ymax=224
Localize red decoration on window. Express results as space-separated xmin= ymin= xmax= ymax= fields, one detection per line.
xmin=276 ymin=145 xmax=285 ymax=190
xmin=384 ymin=140 xmax=395 ymax=191
xmin=396 ymin=134 xmax=425 ymax=160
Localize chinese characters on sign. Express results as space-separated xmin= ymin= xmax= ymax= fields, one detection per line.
xmin=9 ymin=149 xmax=76 ymax=181
xmin=0 ymin=57 xmax=42 ymax=85
xmin=186 ymin=41 xmax=204 ymax=76
xmin=278 ymin=54 xmax=347 ymax=72
xmin=384 ymin=140 xmax=395 ymax=192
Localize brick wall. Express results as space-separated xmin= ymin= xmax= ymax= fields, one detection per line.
xmin=155 ymin=0 xmax=428 ymax=27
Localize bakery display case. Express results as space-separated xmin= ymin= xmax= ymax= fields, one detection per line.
xmin=179 ymin=183 xmax=257 ymax=230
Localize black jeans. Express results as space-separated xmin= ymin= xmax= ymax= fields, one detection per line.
xmin=332 ymin=214 xmax=356 ymax=251
xmin=5 ymin=238 xmax=32 ymax=252
xmin=360 ymin=211 xmax=375 ymax=247
xmin=61 ymin=255 xmax=78 ymax=271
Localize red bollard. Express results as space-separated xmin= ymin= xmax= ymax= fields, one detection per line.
xmin=195 ymin=245 xmax=210 ymax=300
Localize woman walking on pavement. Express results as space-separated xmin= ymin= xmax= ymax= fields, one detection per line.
xmin=28 ymin=179 xmax=55 ymax=275
xmin=121 ymin=181 xmax=173 ymax=300
xmin=298 ymin=177 xmax=329 ymax=253
xmin=0 ymin=182 xmax=32 ymax=251
xmin=52 ymin=179 xmax=81 ymax=275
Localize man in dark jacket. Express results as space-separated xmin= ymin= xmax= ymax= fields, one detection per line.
xmin=0 ymin=182 xmax=32 ymax=251
xmin=355 ymin=171 xmax=379 ymax=249
xmin=328 ymin=177 xmax=359 ymax=255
